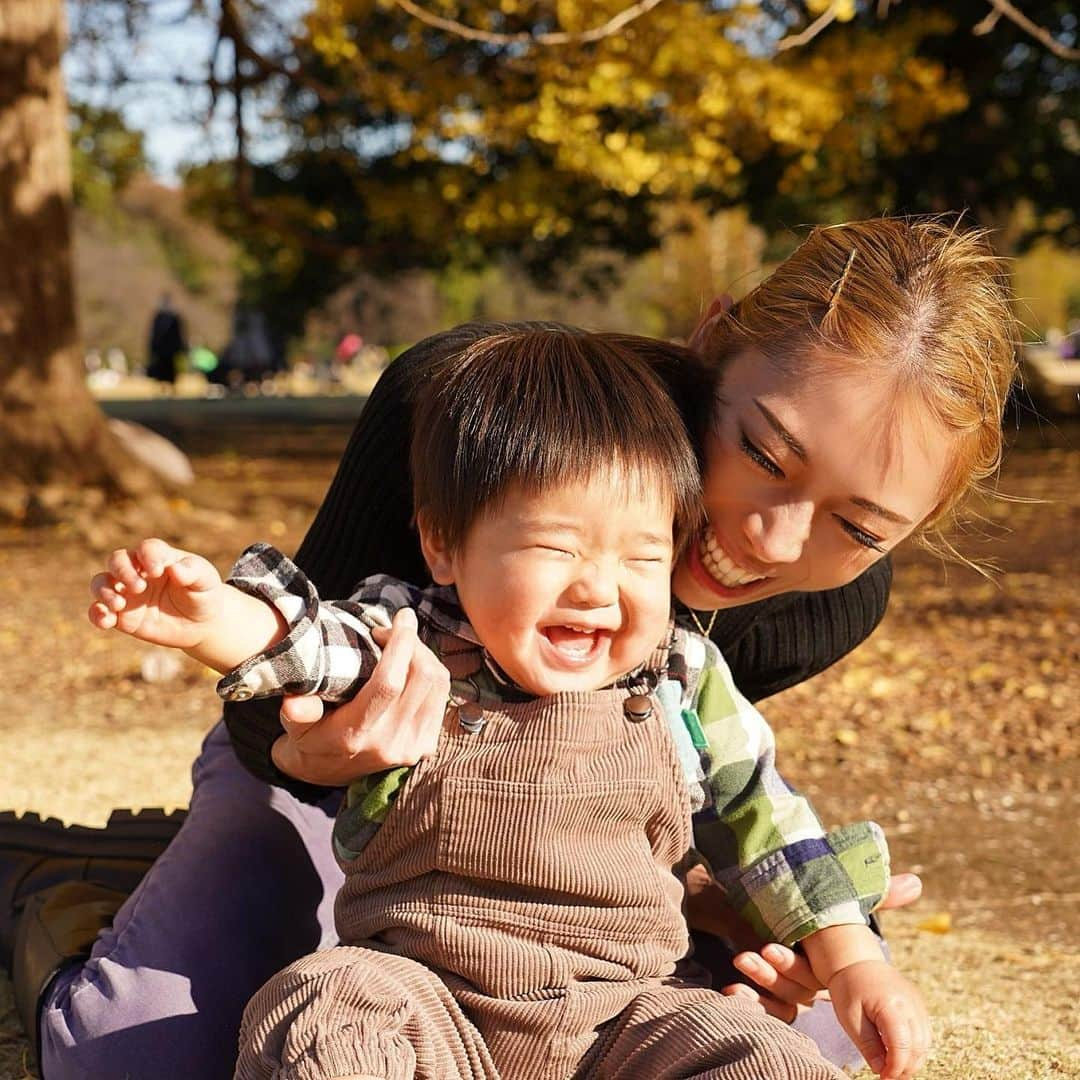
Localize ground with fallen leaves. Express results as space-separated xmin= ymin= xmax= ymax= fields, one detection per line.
xmin=0 ymin=410 xmax=1077 ymax=1078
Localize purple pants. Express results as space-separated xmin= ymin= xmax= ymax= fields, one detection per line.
xmin=38 ymin=721 xmax=863 ymax=1078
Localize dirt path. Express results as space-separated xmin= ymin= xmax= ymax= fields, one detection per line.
xmin=0 ymin=415 xmax=1076 ymax=1078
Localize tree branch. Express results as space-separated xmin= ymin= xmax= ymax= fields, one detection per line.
xmin=975 ymin=0 xmax=1080 ymax=61
xmin=775 ymin=2 xmax=840 ymax=52
xmin=391 ymin=0 xmax=666 ymax=46
xmin=972 ymin=8 xmax=1002 ymax=35
xmin=776 ymin=0 xmax=1079 ymax=62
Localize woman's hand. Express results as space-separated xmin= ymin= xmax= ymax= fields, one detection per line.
xmin=723 ymin=943 xmax=825 ymax=1022
xmin=270 ymin=607 xmax=450 ymax=786
xmin=685 ymin=865 xmax=924 ymax=1022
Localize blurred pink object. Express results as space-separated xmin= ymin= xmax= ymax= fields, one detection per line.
xmin=335 ymin=333 xmax=363 ymax=362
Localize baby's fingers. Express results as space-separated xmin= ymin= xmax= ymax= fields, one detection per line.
xmin=88 ymin=599 xmax=119 ymax=630
xmin=849 ymin=1012 xmax=888 ymax=1078
xmin=89 ymin=571 xmax=124 ymax=606
xmin=131 ymin=537 xmax=187 ymax=580
xmin=879 ymin=1018 xmax=914 ymax=1079
xmin=105 ymin=547 xmax=148 ymax=594
xmin=165 ymin=554 xmax=219 ymax=594
xmin=876 ymin=1007 xmax=928 ymax=1080
xmin=88 ymin=572 xmax=130 ymax=626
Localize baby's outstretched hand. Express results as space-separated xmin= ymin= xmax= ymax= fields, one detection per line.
xmin=89 ymin=538 xmax=225 ymax=649
xmin=828 ymin=960 xmax=931 ymax=1080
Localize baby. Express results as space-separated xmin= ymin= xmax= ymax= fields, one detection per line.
xmin=90 ymin=329 xmax=926 ymax=1080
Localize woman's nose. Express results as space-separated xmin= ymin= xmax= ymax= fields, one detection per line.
xmin=742 ymin=501 xmax=814 ymax=565
xmin=566 ymin=559 xmax=619 ymax=607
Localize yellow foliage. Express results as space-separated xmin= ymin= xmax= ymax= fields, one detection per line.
xmin=241 ymin=0 xmax=984 ymax=276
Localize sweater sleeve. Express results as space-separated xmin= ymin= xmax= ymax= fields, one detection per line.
xmin=719 ymin=557 xmax=892 ymax=705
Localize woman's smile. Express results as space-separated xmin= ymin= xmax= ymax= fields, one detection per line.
xmin=697 ymin=526 xmax=771 ymax=588
xmin=684 ymin=527 xmax=774 ymax=600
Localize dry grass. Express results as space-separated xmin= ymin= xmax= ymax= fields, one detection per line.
xmin=0 ymin=415 xmax=1077 ymax=1078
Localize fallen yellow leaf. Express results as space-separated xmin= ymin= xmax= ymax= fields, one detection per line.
xmin=917 ymin=912 xmax=952 ymax=934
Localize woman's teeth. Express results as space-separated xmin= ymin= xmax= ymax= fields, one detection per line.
xmin=700 ymin=532 xmax=768 ymax=588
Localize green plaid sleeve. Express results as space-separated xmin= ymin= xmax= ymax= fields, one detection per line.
xmin=688 ymin=642 xmax=890 ymax=947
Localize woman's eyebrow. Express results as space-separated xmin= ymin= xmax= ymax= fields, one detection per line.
xmin=751 ymin=400 xmax=912 ymax=525
xmin=753 ymin=400 xmax=808 ymax=462
xmin=849 ymin=496 xmax=912 ymax=526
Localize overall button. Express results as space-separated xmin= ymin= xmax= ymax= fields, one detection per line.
xmin=224 ymin=685 xmax=253 ymax=702
xmin=457 ymin=702 xmax=486 ymax=734
xmin=623 ymin=694 xmax=653 ymax=723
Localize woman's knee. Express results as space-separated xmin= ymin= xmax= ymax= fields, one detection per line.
xmin=39 ymin=724 xmax=341 ymax=1079
xmin=41 ymin=959 xmax=237 ymax=1080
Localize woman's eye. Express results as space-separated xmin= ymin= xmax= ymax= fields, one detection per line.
xmin=835 ymin=515 xmax=885 ymax=553
xmin=740 ymin=433 xmax=784 ymax=479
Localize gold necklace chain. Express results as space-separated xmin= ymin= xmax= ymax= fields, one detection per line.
xmin=687 ymin=606 xmax=719 ymax=639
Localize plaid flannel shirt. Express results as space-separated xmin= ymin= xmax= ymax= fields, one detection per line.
xmin=219 ymin=543 xmax=890 ymax=947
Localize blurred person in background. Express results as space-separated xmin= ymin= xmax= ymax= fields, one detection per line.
xmin=146 ymin=293 xmax=187 ymax=391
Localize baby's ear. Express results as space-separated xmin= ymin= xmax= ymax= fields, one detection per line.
xmin=416 ymin=510 xmax=455 ymax=585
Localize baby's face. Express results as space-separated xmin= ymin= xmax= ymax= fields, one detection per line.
xmin=421 ymin=470 xmax=675 ymax=696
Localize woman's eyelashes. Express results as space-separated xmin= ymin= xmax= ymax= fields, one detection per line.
xmin=834 ymin=515 xmax=886 ymax=552
xmin=739 ymin=431 xmax=784 ymax=478
xmin=738 ymin=428 xmax=886 ymax=553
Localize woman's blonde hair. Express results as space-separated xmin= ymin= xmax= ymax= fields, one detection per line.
xmin=700 ymin=215 xmax=1019 ymax=558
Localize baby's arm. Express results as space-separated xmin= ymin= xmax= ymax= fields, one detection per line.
xmin=688 ymin=650 xmax=890 ymax=946
xmin=801 ymin=924 xmax=930 ymax=1080
xmin=682 ymin=636 xmax=928 ymax=1077
xmin=89 ymin=538 xmax=286 ymax=672
xmin=213 ymin=543 xmax=431 ymax=705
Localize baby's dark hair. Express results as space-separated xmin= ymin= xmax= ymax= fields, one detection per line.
xmin=410 ymin=328 xmax=703 ymax=551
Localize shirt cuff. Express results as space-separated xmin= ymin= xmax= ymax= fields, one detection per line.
xmin=717 ymin=821 xmax=891 ymax=946
xmin=215 ymin=543 xmax=375 ymax=702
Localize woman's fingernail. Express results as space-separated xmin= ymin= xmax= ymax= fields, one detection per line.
xmin=869 ymin=1056 xmax=885 ymax=1074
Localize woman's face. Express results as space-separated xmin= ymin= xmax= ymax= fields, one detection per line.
xmin=671 ymin=347 xmax=959 ymax=610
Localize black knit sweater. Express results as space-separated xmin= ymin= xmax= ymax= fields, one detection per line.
xmin=225 ymin=323 xmax=892 ymax=803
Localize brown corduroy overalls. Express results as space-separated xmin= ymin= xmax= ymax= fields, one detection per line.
xmin=236 ymin=682 xmax=845 ymax=1080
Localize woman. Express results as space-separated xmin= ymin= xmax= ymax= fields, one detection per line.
xmin=6 ymin=217 xmax=1017 ymax=1078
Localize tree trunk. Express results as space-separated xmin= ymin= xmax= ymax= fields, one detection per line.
xmin=0 ymin=0 xmax=153 ymax=496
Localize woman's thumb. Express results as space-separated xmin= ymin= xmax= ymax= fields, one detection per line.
xmin=279 ymin=694 xmax=325 ymax=734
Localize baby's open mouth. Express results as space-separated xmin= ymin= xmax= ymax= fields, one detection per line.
xmin=699 ymin=528 xmax=769 ymax=588
xmin=542 ymin=624 xmax=607 ymax=662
